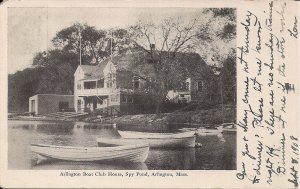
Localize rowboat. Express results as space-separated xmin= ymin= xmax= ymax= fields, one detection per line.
xmin=114 ymin=130 xmax=196 ymax=147
xmin=216 ymin=123 xmax=237 ymax=134
xmin=178 ymin=127 xmax=221 ymax=136
xmin=216 ymin=122 xmax=234 ymax=128
xmin=95 ymin=130 xmax=196 ymax=148
xmin=30 ymin=143 xmax=150 ymax=163
xmin=97 ymin=136 xmax=196 ymax=148
xmin=222 ymin=127 xmax=237 ymax=133
xmin=178 ymin=128 xmax=197 ymax=132
xmin=197 ymin=128 xmax=221 ymax=135
xmin=118 ymin=130 xmax=196 ymax=139
xmin=32 ymin=161 xmax=148 ymax=170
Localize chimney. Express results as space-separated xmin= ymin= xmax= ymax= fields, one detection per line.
xmin=150 ymin=44 xmax=155 ymax=51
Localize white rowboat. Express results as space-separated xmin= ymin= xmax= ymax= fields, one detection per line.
xmin=118 ymin=130 xmax=196 ymax=139
xmin=178 ymin=128 xmax=222 ymax=136
xmin=222 ymin=127 xmax=237 ymax=133
xmin=197 ymin=128 xmax=222 ymax=135
xmin=216 ymin=123 xmax=237 ymax=134
xmin=178 ymin=128 xmax=197 ymax=132
xmin=31 ymin=143 xmax=150 ymax=163
xmin=97 ymin=136 xmax=196 ymax=148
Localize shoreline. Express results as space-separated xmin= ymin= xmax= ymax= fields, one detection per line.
xmin=8 ymin=117 xmax=209 ymax=126
xmin=8 ymin=106 xmax=235 ymax=128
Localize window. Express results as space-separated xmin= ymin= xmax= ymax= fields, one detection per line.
xmin=186 ymin=82 xmax=190 ymax=91
xmin=110 ymin=95 xmax=115 ymax=102
xmin=106 ymin=73 xmax=116 ymax=88
xmin=133 ymin=76 xmax=140 ymax=89
xmin=110 ymin=94 xmax=119 ymax=102
xmin=146 ymin=77 xmax=153 ymax=89
xmin=77 ymin=100 xmax=81 ymax=110
xmin=197 ymin=81 xmax=203 ymax=92
xmin=77 ymin=83 xmax=81 ymax=90
xmin=84 ymin=81 xmax=96 ymax=89
xmin=97 ymin=79 xmax=104 ymax=88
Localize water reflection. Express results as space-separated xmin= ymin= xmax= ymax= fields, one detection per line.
xmin=147 ymin=148 xmax=195 ymax=170
xmin=36 ymin=124 xmax=74 ymax=134
xmin=117 ymin=123 xmax=171 ymax=133
xmin=217 ymin=134 xmax=226 ymax=143
xmin=8 ymin=120 xmax=236 ymax=170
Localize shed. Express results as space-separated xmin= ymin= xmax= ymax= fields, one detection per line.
xmin=29 ymin=94 xmax=74 ymax=115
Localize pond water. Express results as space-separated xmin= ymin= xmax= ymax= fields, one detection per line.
xmin=8 ymin=120 xmax=236 ymax=170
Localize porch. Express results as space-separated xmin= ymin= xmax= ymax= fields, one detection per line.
xmin=76 ymin=94 xmax=120 ymax=116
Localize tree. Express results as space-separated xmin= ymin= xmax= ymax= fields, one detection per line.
xmin=52 ymin=23 xmax=110 ymax=64
xmin=52 ymin=24 xmax=132 ymax=64
xmin=129 ymin=9 xmax=236 ymax=114
xmin=109 ymin=28 xmax=133 ymax=54
xmin=129 ymin=16 xmax=206 ymax=114
xmin=32 ymin=51 xmax=48 ymax=66
xmin=196 ymin=8 xmax=236 ymax=67
xmin=8 ymin=67 xmax=43 ymax=112
xmin=220 ymin=50 xmax=236 ymax=104
xmin=34 ymin=49 xmax=79 ymax=94
xmin=8 ymin=49 xmax=80 ymax=112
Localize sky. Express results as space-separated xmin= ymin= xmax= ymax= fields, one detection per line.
xmin=8 ymin=7 xmax=235 ymax=74
xmin=8 ymin=7 xmax=131 ymax=74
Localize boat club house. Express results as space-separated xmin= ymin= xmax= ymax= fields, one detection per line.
xmin=29 ymin=50 xmax=212 ymax=116
xmin=73 ymin=50 xmax=211 ymax=115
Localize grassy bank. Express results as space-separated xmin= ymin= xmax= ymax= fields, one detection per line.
xmin=100 ymin=106 xmax=235 ymax=127
xmin=9 ymin=106 xmax=235 ymax=128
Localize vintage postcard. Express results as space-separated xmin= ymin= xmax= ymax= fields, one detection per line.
xmin=0 ymin=0 xmax=299 ymax=188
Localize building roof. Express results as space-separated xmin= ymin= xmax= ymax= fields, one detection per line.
xmin=78 ymin=62 xmax=108 ymax=80
xmin=77 ymin=49 xmax=213 ymax=81
xmin=80 ymin=65 xmax=96 ymax=73
xmin=29 ymin=94 xmax=74 ymax=98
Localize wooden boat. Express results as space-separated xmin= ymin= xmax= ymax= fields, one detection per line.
xmin=178 ymin=127 xmax=221 ymax=136
xmin=197 ymin=128 xmax=222 ymax=135
xmin=222 ymin=127 xmax=237 ymax=133
xmin=30 ymin=143 xmax=149 ymax=163
xmin=118 ymin=130 xmax=196 ymax=139
xmin=216 ymin=123 xmax=237 ymax=134
xmin=97 ymin=136 xmax=196 ymax=148
xmin=216 ymin=122 xmax=234 ymax=128
xmin=32 ymin=161 xmax=148 ymax=170
xmin=178 ymin=128 xmax=197 ymax=132
xmin=102 ymin=130 xmax=196 ymax=148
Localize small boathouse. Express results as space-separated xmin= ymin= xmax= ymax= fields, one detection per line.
xmin=29 ymin=94 xmax=74 ymax=115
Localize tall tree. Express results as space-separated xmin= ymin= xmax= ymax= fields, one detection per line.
xmin=196 ymin=8 xmax=236 ymax=66
xmin=129 ymin=16 xmax=206 ymax=114
xmin=220 ymin=50 xmax=236 ymax=104
xmin=129 ymin=9 xmax=236 ymax=114
xmin=34 ymin=49 xmax=79 ymax=94
xmin=108 ymin=28 xmax=133 ymax=55
xmin=8 ymin=67 xmax=43 ymax=112
xmin=52 ymin=23 xmax=109 ymax=64
xmin=52 ymin=24 xmax=132 ymax=64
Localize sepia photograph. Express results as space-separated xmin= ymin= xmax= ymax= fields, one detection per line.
xmin=7 ymin=7 xmax=237 ymax=170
